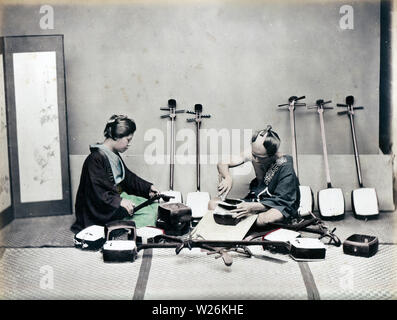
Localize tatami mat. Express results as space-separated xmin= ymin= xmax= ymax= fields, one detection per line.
xmin=317 ymin=211 xmax=397 ymax=244
xmin=0 ymin=248 xmax=142 ymax=300
xmin=308 ymin=245 xmax=397 ymax=300
xmin=0 ymin=215 xmax=75 ymax=248
xmin=0 ymin=211 xmax=396 ymax=300
xmin=144 ymin=246 xmax=308 ymax=300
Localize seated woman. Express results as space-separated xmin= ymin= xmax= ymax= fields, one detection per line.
xmin=209 ymin=125 xmax=300 ymax=227
xmin=71 ymin=115 xmax=159 ymax=233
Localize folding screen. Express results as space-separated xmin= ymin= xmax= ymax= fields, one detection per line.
xmin=2 ymin=35 xmax=71 ymax=218
xmin=0 ymin=40 xmax=13 ymax=227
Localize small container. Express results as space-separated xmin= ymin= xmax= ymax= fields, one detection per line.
xmin=102 ymin=240 xmax=138 ymax=263
xmin=74 ymin=225 xmax=105 ymax=251
xmin=343 ymin=234 xmax=378 ymax=258
xmin=289 ymin=238 xmax=326 ymax=261
xmin=156 ymin=202 xmax=192 ymax=236
xmin=213 ymin=212 xmax=242 ymax=226
xmin=136 ymin=226 xmax=164 ymax=244
xmin=213 ymin=199 xmax=244 ymax=225
xmin=103 ymin=220 xmax=138 ymax=263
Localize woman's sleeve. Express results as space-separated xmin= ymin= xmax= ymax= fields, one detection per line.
xmin=120 ymin=164 xmax=153 ymax=198
xmin=85 ymin=156 xmax=126 ymax=222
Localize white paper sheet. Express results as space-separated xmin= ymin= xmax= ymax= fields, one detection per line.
xmin=13 ymin=51 xmax=63 ymax=203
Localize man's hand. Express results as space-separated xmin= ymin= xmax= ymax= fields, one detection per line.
xmin=218 ymin=176 xmax=233 ymax=199
xmin=120 ymin=198 xmax=135 ymax=216
xmin=149 ymin=185 xmax=159 ymax=198
xmin=230 ymin=202 xmax=265 ymax=219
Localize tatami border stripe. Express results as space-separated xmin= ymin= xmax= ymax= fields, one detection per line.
xmin=132 ymin=248 xmax=153 ymax=300
xmin=298 ymin=262 xmax=321 ymax=300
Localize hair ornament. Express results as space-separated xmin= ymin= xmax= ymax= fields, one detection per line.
xmin=107 ymin=114 xmax=128 ymax=124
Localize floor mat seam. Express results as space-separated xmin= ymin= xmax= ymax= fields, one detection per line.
xmin=132 ymin=248 xmax=153 ymax=300
xmin=298 ymin=262 xmax=321 ymax=300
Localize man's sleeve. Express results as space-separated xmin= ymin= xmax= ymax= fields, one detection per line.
xmin=259 ymin=166 xmax=299 ymax=219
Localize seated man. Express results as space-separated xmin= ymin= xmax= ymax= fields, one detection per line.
xmin=209 ymin=125 xmax=300 ymax=227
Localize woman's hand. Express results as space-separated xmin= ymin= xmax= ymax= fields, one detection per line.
xmin=218 ymin=176 xmax=233 ymax=199
xmin=230 ymin=202 xmax=265 ymax=219
xmin=149 ymin=185 xmax=159 ymax=198
xmin=120 ymin=198 xmax=135 ymax=216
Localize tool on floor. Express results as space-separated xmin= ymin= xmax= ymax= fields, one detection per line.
xmin=156 ymin=202 xmax=192 ymax=236
xmin=253 ymin=228 xmax=301 ymax=254
xmin=247 ymin=212 xmax=340 ymax=261
xmin=213 ymin=198 xmax=244 ymax=225
xmin=138 ymin=233 xmax=290 ymax=266
xmin=74 ymin=193 xmax=172 ymax=251
xmin=97 ymin=206 xmax=342 ymax=265
xmin=103 ymin=220 xmax=138 ymax=263
xmin=158 ymin=215 xmax=338 ymax=264
xmin=160 ymin=99 xmax=185 ymax=203
xmin=136 ymin=226 xmax=164 ymax=244
xmin=308 ymin=99 xmax=345 ymax=219
xmin=337 ymin=95 xmax=379 ymax=219
xmin=98 ymin=215 xmax=338 ymax=265
xmin=185 ymin=104 xmax=211 ymax=224
xmin=133 ymin=193 xmax=175 ymax=213
xmin=262 ymin=228 xmax=301 ymax=242
xmin=342 ymin=234 xmax=379 ymax=258
xmin=289 ymin=238 xmax=326 ymax=261
xmin=74 ymin=225 xmax=106 ymax=251
xmin=140 ymin=232 xmax=329 ymax=264
xmin=245 ymin=211 xmax=342 ymax=247
xmin=278 ymin=95 xmax=314 ymax=217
